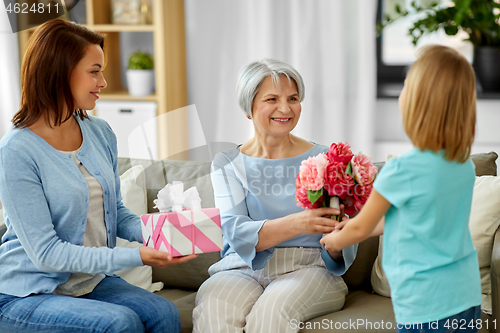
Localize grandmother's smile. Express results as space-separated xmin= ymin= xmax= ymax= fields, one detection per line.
xmin=271 ymin=117 xmax=291 ymax=123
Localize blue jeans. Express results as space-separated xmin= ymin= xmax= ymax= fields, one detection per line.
xmin=0 ymin=276 xmax=181 ymax=333
xmin=397 ymin=306 xmax=482 ymax=333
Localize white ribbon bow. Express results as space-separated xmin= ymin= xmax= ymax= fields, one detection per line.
xmin=153 ymin=181 xmax=202 ymax=212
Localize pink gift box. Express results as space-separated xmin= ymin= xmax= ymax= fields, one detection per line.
xmin=140 ymin=208 xmax=223 ymax=257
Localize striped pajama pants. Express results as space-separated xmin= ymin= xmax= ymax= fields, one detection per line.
xmin=193 ymin=247 xmax=348 ymax=333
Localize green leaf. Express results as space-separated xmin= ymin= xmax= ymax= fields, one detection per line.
xmin=128 ymin=51 xmax=154 ymax=70
xmin=444 ymin=25 xmax=459 ymax=36
xmin=379 ymin=0 xmax=500 ymax=48
xmin=345 ymin=162 xmax=353 ymax=176
xmin=307 ymin=190 xmax=322 ymax=205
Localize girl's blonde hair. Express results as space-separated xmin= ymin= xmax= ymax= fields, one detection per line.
xmin=402 ymin=45 xmax=476 ymax=163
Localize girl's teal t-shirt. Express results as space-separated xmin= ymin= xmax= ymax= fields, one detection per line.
xmin=374 ymin=148 xmax=482 ymax=324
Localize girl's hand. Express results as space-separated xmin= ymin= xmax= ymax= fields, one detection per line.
xmin=334 ymin=218 xmax=349 ymax=230
xmin=139 ymin=246 xmax=198 ymax=268
xmin=324 ymin=232 xmax=344 ymax=262
xmin=320 ymin=231 xmax=342 ymax=254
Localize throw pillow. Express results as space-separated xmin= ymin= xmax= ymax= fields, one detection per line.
xmin=371 ymin=176 xmax=500 ymax=315
xmin=114 ymin=165 xmax=163 ymax=293
xmin=468 ymin=176 xmax=500 ymax=314
xmin=370 ymin=154 xmax=397 ymax=298
xmin=0 ymin=208 xmax=5 ymax=245
xmin=370 ymin=235 xmax=390 ymax=297
xmin=119 ymin=165 xmax=148 ymax=216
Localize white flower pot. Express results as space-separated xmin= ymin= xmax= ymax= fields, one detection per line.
xmin=126 ymin=69 xmax=155 ymax=97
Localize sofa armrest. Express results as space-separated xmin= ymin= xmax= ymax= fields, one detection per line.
xmin=491 ymin=225 xmax=500 ymax=327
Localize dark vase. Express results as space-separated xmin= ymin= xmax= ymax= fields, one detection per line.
xmin=473 ymin=46 xmax=500 ymax=92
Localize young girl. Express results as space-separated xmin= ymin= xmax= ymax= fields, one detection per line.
xmin=0 ymin=18 xmax=196 ymax=332
xmin=321 ymin=45 xmax=482 ymax=332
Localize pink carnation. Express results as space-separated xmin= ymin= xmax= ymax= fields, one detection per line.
xmin=342 ymin=196 xmax=358 ymax=216
xmin=352 ymin=184 xmax=373 ymax=211
xmin=324 ymin=162 xmax=354 ymax=200
xmin=351 ymin=154 xmax=377 ymax=185
xmin=299 ymin=153 xmax=328 ymax=191
xmin=327 ymin=142 xmax=354 ymax=165
xmin=295 ymin=174 xmax=323 ymax=209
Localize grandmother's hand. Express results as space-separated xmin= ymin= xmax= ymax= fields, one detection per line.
xmin=292 ymin=207 xmax=343 ymax=235
xmin=139 ymin=247 xmax=198 ymax=268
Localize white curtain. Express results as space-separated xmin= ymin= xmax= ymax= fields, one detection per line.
xmin=185 ymin=0 xmax=377 ymax=160
xmin=0 ymin=5 xmax=20 ymax=138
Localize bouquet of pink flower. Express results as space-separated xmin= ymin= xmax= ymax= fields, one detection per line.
xmin=296 ymin=142 xmax=377 ymax=220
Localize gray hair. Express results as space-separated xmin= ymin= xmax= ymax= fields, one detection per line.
xmin=236 ymin=59 xmax=305 ymax=117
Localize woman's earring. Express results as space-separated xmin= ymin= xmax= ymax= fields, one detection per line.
xmin=247 ymin=115 xmax=252 ymax=120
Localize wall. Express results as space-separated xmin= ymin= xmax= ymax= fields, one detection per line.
xmin=374 ymin=99 xmax=500 ymax=167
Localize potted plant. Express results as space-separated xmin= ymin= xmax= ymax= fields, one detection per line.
xmin=126 ymin=50 xmax=155 ymax=96
xmin=378 ymin=0 xmax=500 ymax=92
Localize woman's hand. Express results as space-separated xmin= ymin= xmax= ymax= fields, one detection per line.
xmin=139 ymin=247 xmax=198 ymax=268
xmin=292 ymin=205 xmax=347 ymax=235
xmin=256 ymin=204 xmax=348 ymax=252
xmin=292 ymin=207 xmax=339 ymax=235
xmin=255 ymin=206 xmax=343 ymax=252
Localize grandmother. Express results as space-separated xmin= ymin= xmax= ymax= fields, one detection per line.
xmin=192 ymin=59 xmax=358 ymax=333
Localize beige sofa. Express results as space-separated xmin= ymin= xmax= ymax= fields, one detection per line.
xmin=0 ymin=153 xmax=497 ymax=332
xmin=116 ymin=152 xmax=500 ymax=333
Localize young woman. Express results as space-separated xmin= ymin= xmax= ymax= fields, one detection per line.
xmin=321 ymin=45 xmax=481 ymax=332
xmin=0 ymin=18 xmax=196 ymax=333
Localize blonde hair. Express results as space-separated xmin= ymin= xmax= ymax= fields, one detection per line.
xmin=402 ymin=45 xmax=476 ymax=163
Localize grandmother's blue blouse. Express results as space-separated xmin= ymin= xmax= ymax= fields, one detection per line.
xmin=210 ymin=144 xmax=357 ymax=273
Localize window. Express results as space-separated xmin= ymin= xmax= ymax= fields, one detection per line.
xmin=377 ymin=0 xmax=473 ymax=97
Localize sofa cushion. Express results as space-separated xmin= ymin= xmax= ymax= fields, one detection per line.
xmin=172 ymin=293 xmax=197 ymax=333
xmin=152 ymin=251 xmax=221 ymax=290
xmin=155 ymin=288 xmax=195 ymax=302
xmin=299 ymin=290 xmax=396 ymax=332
